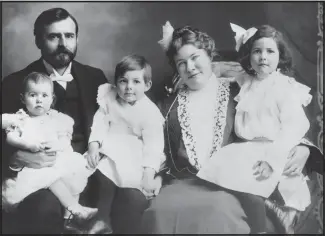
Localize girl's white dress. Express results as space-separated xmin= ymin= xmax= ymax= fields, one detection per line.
xmin=2 ymin=109 xmax=90 ymax=209
xmin=197 ymin=71 xmax=312 ymax=211
xmin=88 ymin=83 xmax=165 ymax=192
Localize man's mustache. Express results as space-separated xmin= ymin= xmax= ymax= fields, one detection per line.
xmin=54 ymin=47 xmax=74 ymax=56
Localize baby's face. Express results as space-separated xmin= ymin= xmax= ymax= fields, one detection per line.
xmin=22 ymin=81 xmax=54 ymax=116
xmin=116 ymin=69 xmax=151 ymax=105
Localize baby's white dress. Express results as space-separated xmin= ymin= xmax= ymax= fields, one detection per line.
xmin=197 ymin=71 xmax=312 ymax=211
xmin=88 ymin=83 xmax=165 ymax=192
xmin=2 ymin=109 xmax=90 ymax=209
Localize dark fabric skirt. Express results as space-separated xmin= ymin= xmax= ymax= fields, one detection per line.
xmin=141 ymin=177 xmax=251 ymax=234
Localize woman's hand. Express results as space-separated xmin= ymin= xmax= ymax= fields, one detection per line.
xmin=282 ymin=145 xmax=310 ymax=176
xmin=10 ymin=149 xmax=57 ymax=169
xmin=253 ymin=160 xmax=273 ymax=181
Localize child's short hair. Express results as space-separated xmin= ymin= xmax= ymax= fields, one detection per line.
xmin=238 ymin=25 xmax=293 ymax=76
xmin=21 ymin=72 xmax=54 ymax=93
xmin=114 ymin=54 xmax=152 ymax=84
xmin=166 ymin=26 xmax=218 ymax=70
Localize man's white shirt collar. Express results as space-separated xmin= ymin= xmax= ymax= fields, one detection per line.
xmin=43 ymin=59 xmax=73 ymax=89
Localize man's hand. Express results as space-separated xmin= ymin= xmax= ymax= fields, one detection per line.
xmin=27 ymin=142 xmax=46 ymax=153
xmin=253 ymin=160 xmax=273 ymax=181
xmin=10 ymin=149 xmax=57 ymax=169
xmin=283 ymin=145 xmax=310 ymax=176
xmin=42 ymin=140 xmax=66 ymax=153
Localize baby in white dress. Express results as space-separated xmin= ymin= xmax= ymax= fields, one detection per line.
xmin=2 ymin=72 xmax=96 ymax=222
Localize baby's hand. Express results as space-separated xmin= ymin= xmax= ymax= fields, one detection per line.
xmin=253 ymin=160 xmax=273 ymax=181
xmin=27 ymin=142 xmax=46 ymax=153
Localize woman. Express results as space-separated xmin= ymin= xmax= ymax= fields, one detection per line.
xmin=140 ymin=22 xmax=323 ymax=234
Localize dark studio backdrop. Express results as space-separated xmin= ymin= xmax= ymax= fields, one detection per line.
xmin=2 ymin=2 xmax=322 ymax=145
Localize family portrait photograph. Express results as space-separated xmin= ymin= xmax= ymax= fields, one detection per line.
xmin=1 ymin=1 xmax=323 ymax=234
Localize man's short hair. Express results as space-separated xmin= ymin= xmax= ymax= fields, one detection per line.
xmin=34 ymin=8 xmax=79 ymax=44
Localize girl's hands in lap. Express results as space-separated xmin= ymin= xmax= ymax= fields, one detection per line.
xmin=282 ymin=145 xmax=310 ymax=176
xmin=141 ymin=168 xmax=163 ymax=199
xmin=253 ymin=160 xmax=273 ymax=181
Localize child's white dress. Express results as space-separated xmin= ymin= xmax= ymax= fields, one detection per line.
xmin=88 ymin=83 xmax=165 ymax=192
xmin=2 ymin=109 xmax=90 ymax=209
xmin=197 ymin=71 xmax=312 ymax=211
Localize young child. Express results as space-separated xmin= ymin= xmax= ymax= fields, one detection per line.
xmin=85 ymin=54 xmax=165 ymax=231
xmin=2 ymin=72 xmax=97 ymax=222
xmin=197 ymin=24 xmax=312 ymax=233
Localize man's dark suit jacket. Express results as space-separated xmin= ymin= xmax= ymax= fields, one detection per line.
xmin=1 ymin=58 xmax=107 ymax=177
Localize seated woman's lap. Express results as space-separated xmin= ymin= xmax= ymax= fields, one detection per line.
xmin=141 ymin=177 xmax=250 ymax=234
xmin=111 ymin=186 xmax=149 ymax=233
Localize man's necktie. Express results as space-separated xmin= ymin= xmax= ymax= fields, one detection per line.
xmin=50 ymin=73 xmax=73 ymax=82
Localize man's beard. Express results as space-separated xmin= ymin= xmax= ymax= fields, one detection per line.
xmin=43 ymin=46 xmax=77 ymax=69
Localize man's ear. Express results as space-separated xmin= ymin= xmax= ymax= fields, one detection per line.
xmin=20 ymin=93 xmax=25 ymax=105
xmin=144 ymin=81 xmax=152 ymax=92
xmin=35 ymin=37 xmax=42 ymax=50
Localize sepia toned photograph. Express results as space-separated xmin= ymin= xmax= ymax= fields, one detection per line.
xmin=1 ymin=2 xmax=323 ymax=234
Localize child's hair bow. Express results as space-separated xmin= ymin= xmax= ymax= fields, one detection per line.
xmin=230 ymin=23 xmax=257 ymax=52
xmin=158 ymin=21 xmax=174 ymax=51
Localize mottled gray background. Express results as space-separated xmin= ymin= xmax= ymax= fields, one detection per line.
xmin=2 ymin=2 xmax=322 ymax=143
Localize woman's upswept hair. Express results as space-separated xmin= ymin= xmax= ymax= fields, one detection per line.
xmin=238 ymin=25 xmax=293 ymax=76
xmin=166 ymin=26 xmax=218 ymax=70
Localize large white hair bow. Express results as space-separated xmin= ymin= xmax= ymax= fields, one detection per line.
xmin=230 ymin=23 xmax=257 ymax=52
xmin=158 ymin=21 xmax=174 ymax=51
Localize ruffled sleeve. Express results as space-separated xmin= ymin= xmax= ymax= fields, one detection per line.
xmin=96 ymin=83 xmax=116 ymax=111
xmin=88 ymin=83 xmax=114 ymax=146
xmin=233 ymin=72 xmax=252 ymax=103
xmin=284 ymin=76 xmax=312 ymax=107
xmin=140 ymin=98 xmax=166 ymax=172
xmin=264 ymin=75 xmax=312 ymax=170
xmin=4 ymin=109 xmax=29 ymax=134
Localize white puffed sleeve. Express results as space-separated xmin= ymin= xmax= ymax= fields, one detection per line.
xmin=4 ymin=109 xmax=29 ymax=134
xmin=140 ymin=101 xmax=166 ymax=173
xmin=88 ymin=107 xmax=109 ymax=147
xmin=88 ymin=83 xmax=112 ymax=147
xmin=264 ymin=77 xmax=312 ymax=170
